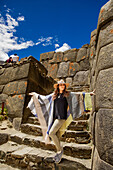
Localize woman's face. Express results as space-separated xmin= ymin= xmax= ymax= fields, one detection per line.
xmin=58 ymin=84 xmax=66 ymax=92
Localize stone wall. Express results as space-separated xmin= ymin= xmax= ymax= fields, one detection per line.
xmin=90 ymin=0 xmax=113 ymax=169
xmin=0 ymin=56 xmax=55 ymax=130
xmin=40 ymin=44 xmax=90 ymax=92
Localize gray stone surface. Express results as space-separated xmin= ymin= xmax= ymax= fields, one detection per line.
xmin=69 ymin=62 xmax=79 ymax=76
xmin=40 ymin=51 xmax=54 ymax=61
xmin=92 ymin=147 xmax=113 ymax=170
xmin=91 ymin=29 xmax=97 ymax=38
xmin=3 ymin=80 xmax=27 ymax=95
xmin=41 ymin=60 xmax=49 ymax=70
xmin=0 ymin=63 xmax=30 ymax=85
xmin=63 ymin=48 xmax=77 ymax=62
xmin=96 ymin=68 xmax=113 ymax=109
xmin=95 ymin=109 xmax=113 ymax=166
xmin=66 ymin=77 xmax=73 ymax=86
xmin=49 ymin=52 xmax=63 ymax=63
xmin=97 ymin=20 xmax=113 ymax=52
xmin=57 ymin=61 xmax=70 ymax=78
xmin=0 ymin=68 xmax=5 ymax=75
xmin=6 ymin=94 xmax=25 ymax=119
xmin=76 ymin=48 xmax=87 ymax=62
xmin=79 ymin=57 xmax=90 ymax=71
xmin=90 ymin=112 xmax=96 ymax=145
xmin=47 ymin=63 xmax=58 ymax=79
xmin=0 ymin=85 xmax=4 ymax=93
xmin=0 ymin=94 xmax=8 ymax=102
xmin=0 ymin=163 xmax=19 ymax=170
xmin=73 ymin=71 xmax=89 ymax=86
xmin=13 ymin=118 xmax=22 ymax=131
xmin=97 ymin=0 xmax=113 ymax=30
xmin=90 ymin=46 xmax=96 ymax=59
xmin=97 ymin=43 xmax=113 ymax=72
xmin=0 ymin=133 xmax=8 ymax=145
xmin=90 ymin=34 xmax=96 ymax=47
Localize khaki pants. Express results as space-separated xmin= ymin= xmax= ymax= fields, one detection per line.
xmin=49 ymin=119 xmax=65 ymax=152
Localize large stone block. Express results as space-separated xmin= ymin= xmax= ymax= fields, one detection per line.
xmin=79 ymin=57 xmax=90 ymax=71
xmin=90 ymin=34 xmax=96 ymax=47
xmin=90 ymin=46 xmax=96 ymax=59
xmin=13 ymin=118 xmax=22 ymax=131
xmin=57 ymin=61 xmax=70 ymax=78
xmin=97 ymin=43 xmax=113 ymax=72
xmin=66 ymin=77 xmax=72 ymax=86
xmin=47 ymin=64 xmax=58 ymax=79
xmin=0 ymin=94 xmax=8 ymax=102
xmin=95 ymin=109 xmax=113 ymax=166
xmin=41 ymin=60 xmax=49 ymax=70
xmin=0 ymin=68 xmax=5 ymax=75
xmin=0 ymin=63 xmax=30 ymax=85
xmin=0 ymin=133 xmax=8 ymax=145
xmin=3 ymin=80 xmax=27 ymax=95
xmin=97 ymin=20 xmax=113 ymax=51
xmin=96 ymin=68 xmax=113 ymax=109
xmin=69 ymin=62 xmax=79 ymax=76
xmin=49 ymin=52 xmax=63 ymax=63
xmin=90 ymin=112 xmax=96 ymax=145
xmin=92 ymin=147 xmax=113 ymax=170
xmin=97 ymin=0 xmax=113 ymax=30
xmin=63 ymin=48 xmax=77 ymax=62
xmin=73 ymin=71 xmax=89 ymax=86
xmin=40 ymin=51 xmax=54 ymax=61
xmin=6 ymin=94 xmax=25 ymax=120
xmin=76 ymin=47 xmax=87 ymax=62
xmin=91 ymin=29 xmax=97 ymax=38
xmin=0 ymin=85 xmax=4 ymax=93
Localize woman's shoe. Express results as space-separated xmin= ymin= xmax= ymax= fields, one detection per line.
xmin=54 ymin=150 xmax=63 ymax=164
xmin=53 ymin=153 xmax=58 ymax=161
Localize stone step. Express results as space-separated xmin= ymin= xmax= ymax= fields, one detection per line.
xmin=20 ymin=123 xmax=42 ymax=136
xmin=8 ymin=131 xmax=92 ymax=159
xmin=0 ymin=163 xmax=19 ymax=170
xmin=20 ymin=123 xmax=91 ymax=144
xmin=68 ymin=120 xmax=88 ymax=131
xmin=0 ymin=141 xmax=91 ymax=170
xmin=27 ymin=113 xmax=90 ymax=126
xmin=27 ymin=116 xmax=40 ymax=125
xmin=61 ymin=130 xmax=90 ymax=144
xmin=27 ymin=117 xmax=89 ymax=131
xmin=74 ymin=113 xmax=90 ymax=120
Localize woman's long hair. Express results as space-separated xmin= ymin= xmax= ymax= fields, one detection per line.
xmin=52 ymin=84 xmax=70 ymax=100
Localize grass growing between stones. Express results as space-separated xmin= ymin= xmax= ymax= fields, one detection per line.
xmin=0 ymin=107 xmax=8 ymax=121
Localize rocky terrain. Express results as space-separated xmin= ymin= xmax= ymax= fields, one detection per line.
xmin=0 ymin=0 xmax=113 ymax=169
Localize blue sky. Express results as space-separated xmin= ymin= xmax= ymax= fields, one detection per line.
xmin=0 ymin=0 xmax=109 ymax=61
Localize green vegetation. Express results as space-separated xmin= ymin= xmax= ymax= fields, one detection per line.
xmin=0 ymin=107 xmax=8 ymax=121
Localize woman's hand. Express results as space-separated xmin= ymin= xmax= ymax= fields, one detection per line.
xmin=28 ymin=92 xmax=36 ymax=96
xmin=26 ymin=92 xmax=36 ymax=108
xmin=90 ymin=89 xmax=96 ymax=96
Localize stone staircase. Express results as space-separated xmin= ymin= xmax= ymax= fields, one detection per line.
xmin=0 ymin=113 xmax=92 ymax=170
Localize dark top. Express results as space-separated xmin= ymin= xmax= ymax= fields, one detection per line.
xmin=53 ymin=93 xmax=68 ymax=120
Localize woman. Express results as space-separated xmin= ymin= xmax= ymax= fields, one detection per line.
xmin=27 ymin=79 xmax=95 ymax=164
xmin=49 ymin=79 xmax=70 ymax=163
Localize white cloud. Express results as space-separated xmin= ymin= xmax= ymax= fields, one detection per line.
xmin=6 ymin=8 xmax=11 ymax=13
xmin=0 ymin=51 xmax=9 ymax=61
xmin=0 ymin=11 xmax=34 ymax=61
xmin=55 ymin=43 xmax=71 ymax=52
xmin=17 ymin=16 xmax=25 ymax=21
xmin=36 ymin=36 xmax=53 ymax=46
xmin=55 ymin=44 xmax=60 ymax=48
xmin=6 ymin=13 xmax=18 ymax=27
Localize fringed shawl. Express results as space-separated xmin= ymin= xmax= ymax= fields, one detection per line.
xmin=27 ymin=91 xmax=92 ymax=144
